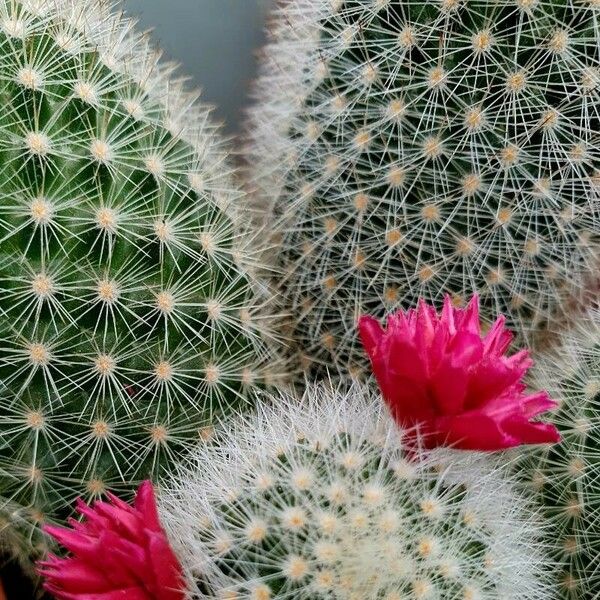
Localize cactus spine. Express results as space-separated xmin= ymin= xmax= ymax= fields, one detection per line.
xmin=0 ymin=0 xmax=286 ymax=566
xmin=161 ymin=384 xmax=551 ymax=600
xmin=522 ymin=306 xmax=600 ymax=599
xmin=246 ymin=0 xmax=600 ymax=378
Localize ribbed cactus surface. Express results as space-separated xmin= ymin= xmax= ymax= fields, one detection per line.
xmin=246 ymin=0 xmax=600 ymax=378
xmin=0 ymin=0 xmax=286 ymax=566
xmin=523 ymin=306 xmax=600 ymax=599
xmin=161 ymin=385 xmax=551 ymax=599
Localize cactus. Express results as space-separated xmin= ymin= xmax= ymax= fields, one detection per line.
xmin=0 ymin=0 xmax=287 ymax=567
xmin=245 ymin=0 xmax=600 ymax=378
xmin=160 ymin=384 xmax=551 ymax=599
xmin=521 ymin=306 xmax=600 ymax=599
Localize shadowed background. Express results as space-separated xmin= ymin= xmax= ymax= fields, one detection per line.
xmin=123 ymin=0 xmax=273 ymax=134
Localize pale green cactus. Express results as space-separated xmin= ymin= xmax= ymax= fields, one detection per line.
xmin=0 ymin=0 xmax=287 ymax=568
xmin=245 ymin=0 xmax=600 ymax=378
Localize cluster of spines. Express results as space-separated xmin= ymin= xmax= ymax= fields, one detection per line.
xmin=245 ymin=0 xmax=600 ymax=378
xmin=521 ymin=306 xmax=600 ymax=599
xmin=0 ymin=0 xmax=286 ymax=566
xmin=161 ymin=385 xmax=550 ymax=599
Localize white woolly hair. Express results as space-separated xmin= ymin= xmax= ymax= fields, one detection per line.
xmin=160 ymin=384 xmax=552 ymax=600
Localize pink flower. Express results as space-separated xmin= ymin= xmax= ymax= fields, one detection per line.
xmin=359 ymin=295 xmax=560 ymax=451
xmin=38 ymin=481 xmax=185 ymax=600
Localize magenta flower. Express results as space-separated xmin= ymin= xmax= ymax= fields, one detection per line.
xmin=38 ymin=481 xmax=185 ymax=600
xmin=359 ymin=295 xmax=560 ymax=451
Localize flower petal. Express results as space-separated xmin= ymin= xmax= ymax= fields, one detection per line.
xmin=358 ymin=316 xmax=384 ymax=358
xmin=360 ymin=296 xmax=559 ymax=451
xmin=134 ymin=480 xmax=162 ymax=533
xmin=38 ymin=482 xmax=185 ymax=600
xmin=147 ymin=531 xmax=185 ymax=600
xmin=38 ymin=558 xmax=111 ymax=593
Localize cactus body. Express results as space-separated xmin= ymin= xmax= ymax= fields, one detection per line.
xmin=0 ymin=0 xmax=286 ymax=565
xmin=523 ymin=307 xmax=600 ymax=599
xmin=161 ymin=384 xmax=551 ymax=599
xmin=246 ymin=0 xmax=600 ymax=378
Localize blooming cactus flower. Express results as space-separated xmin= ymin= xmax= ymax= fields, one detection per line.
xmin=38 ymin=481 xmax=185 ymax=600
xmin=359 ymin=295 xmax=560 ymax=451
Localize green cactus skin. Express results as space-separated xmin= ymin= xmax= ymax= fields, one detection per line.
xmin=160 ymin=385 xmax=552 ymax=600
xmin=245 ymin=0 xmax=600 ymax=379
xmin=0 ymin=0 xmax=287 ymax=567
xmin=522 ymin=306 xmax=600 ymax=599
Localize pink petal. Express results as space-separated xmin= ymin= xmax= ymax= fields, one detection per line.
xmin=96 ymin=531 xmax=147 ymax=588
xmin=359 ymin=295 xmax=559 ymax=452
xmin=445 ymin=331 xmax=484 ymax=373
xmin=385 ymin=334 xmax=428 ymax=382
xmin=465 ymin=359 xmax=526 ymax=410
xmin=504 ymin=349 xmax=533 ymax=371
xmin=147 ymin=532 xmax=186 ymax=600
xmin=503 ymin=417 xmax=561 ymax=445
xmin=94 ymin=502 xmax=145 ymax=544
xmin=75 ymin=501 xmax=111 ymax=536
xmin=358 ymin=316 xmax=384 ymax=358
xmin=429 ymin=358 xmax=469 ymax=415
xmin=133 ymin=481 xmax=162 ymax=533
xmin=105 ymin=491 xmax=134 ymax=513
xmin=441 ymin=296 xmax=456 ymax=334
xmin=434 ymin=413 xmax=520 ymax=450
xmin=43 ymin=526 xmax=98 ymax=558
xmin=414 ymin=299 xmax=437 ymax=354
xmin=428 ymin=317 xmax=451 ymax=370
xmin=46 ymin=587 xmax=152 ymax=600
xmin=458 ymin=294 xmax=481 ymax=335
xmin=483 ymin=316 xmax=512 ymax=355
xmin=382 ymin=379 xmax=435 ymax=426
xmin=38 ymin=483 xmax=185 ymax=600
xmin=521 ymin=391 xmax=559 ymax=418
xmin=38 ymin=558 xmax=111 ymax=592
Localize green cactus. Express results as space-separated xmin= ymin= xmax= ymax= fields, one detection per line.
xmin=521 ymin=306 xmax=600 ymax=599
xmin=245 ymin=0 xmax=600 ymax=378
xmin=0 ymin=0 xmax=287 ymax=567
xmin=160 ymin=384 xmax=552 ymax=600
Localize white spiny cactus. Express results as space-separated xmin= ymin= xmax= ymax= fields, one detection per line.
xmin=246 ymin=0 xmax=600 ymax=378
xmin=161 ymin=384 xmax=551 ymax=600
xmin=0 ymin=0 xmax=287 ymax=568
xmin=521 ymin=306 xmax=600 ymax=599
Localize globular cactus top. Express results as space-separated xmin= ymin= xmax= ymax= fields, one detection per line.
xmin=246 ymin=0 xmax=600 ymax=378
xmin=0 ymin=0 xmax=287 ymax=566
xmin=521 ymin=306 xmax=600 ymax=599
xmin=160 ymin=384 xmax=551 ymax=600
